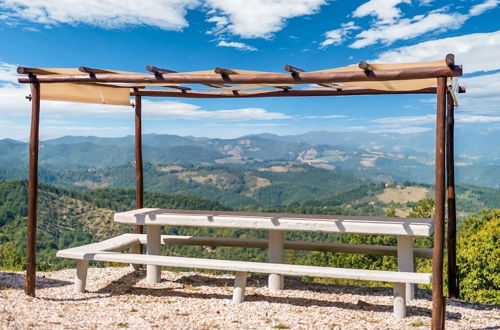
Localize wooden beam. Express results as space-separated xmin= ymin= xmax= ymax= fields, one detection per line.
xmin=358 ymin=61 xmax=371 ymax=71
xmin=78 ymin=66 xmax=114 ymax=74
xmin=445 ymin=54 xmax=455 ymax=68
xmin=25 ymin=82 xmax=40 ymax=297
xmin=284 ymin=64 xmax=335 ymax=88
xmin=214 ymin=67 xmax=237 ymax=75
xmin=446 ymin=91 xmax=459 ymax=299
xmin=284 ymin=64 xmax=305 ymax=80
xmin=147 ymin=65 xmax=228 ymax=89
xmin=432 ymin=76 xmax=447 ymax=330
xmin=17 ymin=66 xmax=44 ymax=75
xmin=146 ymin=65 xmax=176 ymax=74
xmin=131 ymin=87 xmax=466 ymax=98
xmin=134 ymin=93 xmax=144 ymax=242
xmin=18 ymin=65 xmax=463 ymax=85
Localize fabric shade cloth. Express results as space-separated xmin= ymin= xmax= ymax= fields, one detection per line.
xmin=32 ymin=60 xmax=453 ymax=105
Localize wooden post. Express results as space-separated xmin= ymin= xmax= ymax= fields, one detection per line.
xmin=134 ymin=94 xmax=144 ymax=236
xmin=432 ymin=76 xmax=447 ymax=330
xmin=446 ymin=92 xmax=459 ymax=299
xmin=25 ymin=82 xmax=40 ymax=297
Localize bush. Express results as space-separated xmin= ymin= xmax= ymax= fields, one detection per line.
xmin=457 ymin=209 xmax=500 ymax=304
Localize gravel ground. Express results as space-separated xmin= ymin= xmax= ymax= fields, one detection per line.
xmin=0 ymin=267 xmax=498 ymax=329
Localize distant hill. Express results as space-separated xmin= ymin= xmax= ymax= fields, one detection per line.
xmin=1 ymin=130 xmax=499 ymax=188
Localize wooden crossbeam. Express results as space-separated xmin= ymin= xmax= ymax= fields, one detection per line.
xmin=18 ymin=65 xmax=463 ymax=85
xmin=164 ymin=85 xmax=191 ymax=91
xmin=214 ymin=67 xmax=237 ymax=75
xmin=284 ymin=64 xmax=305 ymax=74
xmin=146 ymin=65 xmax=177 ymax=75
xmin=272 ymin=85 xmax=292 ymax=90
xmin=285 ymin=64 xmax=339 ymax=89
xmin=78 ymin=66 xmax=114 ymax=74
xmin=131 ymin=86 xmax=465 ymax=98
xmin=445 ymin=54 xmax=455 ymax=68
xmin=145 ymin=65 xmax=229 ymax=89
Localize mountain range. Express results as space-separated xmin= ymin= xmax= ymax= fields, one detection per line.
xmin=1 ymin=130 xmax=498 ymax=189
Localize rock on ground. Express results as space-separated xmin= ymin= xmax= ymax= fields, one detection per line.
xmin=0 ymin=267 xmax=498 ymax=329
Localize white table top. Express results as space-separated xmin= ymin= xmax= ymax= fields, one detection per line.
xmin=114 ymin=208 xmax=434 ymax=237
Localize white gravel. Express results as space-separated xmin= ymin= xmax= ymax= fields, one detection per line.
xmin=0 ymin=267 xmax=498 ymax=329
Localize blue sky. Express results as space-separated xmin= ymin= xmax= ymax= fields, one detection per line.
xmin=0 ymin=0 xmax=499 ymax=140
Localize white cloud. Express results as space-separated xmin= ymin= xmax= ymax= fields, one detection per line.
xmin=353 ymin=0 xmax=411 ymax=24
xmin=458 ymin=72 xmax=500 ymax=115
xmin=372 ymin=114 xmax=435 ymax=126
xmin=217 ymin=41 xmax=257 ymax=51
xmin=372 ymin=30 xmax=500 ymax=74
xmin=1 ymin=0 xmax=329 ymax=40
xmin=205 ymin=0 xmax=326 ymax=38
xmin=303 ymin=115 xmax=346 ymax=119
xmin=417 ymin=72 xmax=500 ymax=117
xmin=455 ymin=115 xmax=500 ymax=123
xmin=320 ymin=22 xmax=359 ymax=48
xmin=141 ymin=100 xmax=290 ymax=121
xmin=369 ymin=111 xmax=500 ymax=134
xmin=0 ymin=0 xmax=199 ymax=30
xmin=469 ymin=0 xmax=499 ymax=16
xmin=371 ymin=126 xmax=432 ymax=134
xmin=0 ymin=62 xmax=18 ymax=83
xmin=351 ymin=10 xmax=466 ymax=49
xmin=323 ymin=0 xmax=500 ymax=48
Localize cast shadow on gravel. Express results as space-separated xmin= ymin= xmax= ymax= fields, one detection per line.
xmin=0 ymin=271 xmax=72 ymax=290
xmin=94 ymin=270 xmax=462 ymax=320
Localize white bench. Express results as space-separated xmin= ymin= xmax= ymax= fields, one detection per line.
xmin=57 ymin=234 xmax=431 ymax=319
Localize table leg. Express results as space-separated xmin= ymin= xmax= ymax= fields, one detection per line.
xmin=268 ymin=230 xmax=284 ymax=291
xmin=147 ymin=225 xmax=161 ymax=284
xmin=397 ymin=235 xmax=415 ymax=300
xmin=74 ymin=260 xmax=88 ymax=293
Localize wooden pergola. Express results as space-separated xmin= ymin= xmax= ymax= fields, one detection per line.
xmin=17 ymin=54 xmax=463 ymax=329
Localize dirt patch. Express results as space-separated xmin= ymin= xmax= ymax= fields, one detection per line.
xmin=258 ymin=165 xmax=306 ymax=173
xmin=157 ymin=165 xmax=185 ymax=173
xmin=377 ymin=187 xmax=429 ymax=204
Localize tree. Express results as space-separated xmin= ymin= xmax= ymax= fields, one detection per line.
xmin=408 ymin=198 xmax=434 ymax=218
xmin=457 ymin=209 xmax=499 ymax=304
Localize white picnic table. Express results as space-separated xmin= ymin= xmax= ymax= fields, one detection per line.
xmin=58 ymin=208 xmax=434 ymax=318
xmin=115 ymin=208 xmax=433 ymax=296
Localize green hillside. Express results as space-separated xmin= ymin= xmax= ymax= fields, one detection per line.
xmin=0 ymin=179 xmax=498 ymax=304
xmin=0 ymin=180 xmax=228 ymax=270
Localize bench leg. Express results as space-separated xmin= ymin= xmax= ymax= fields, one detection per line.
xmin=233 ymin=271 xmax=247 ymax=304
xmin=147 ymin=226 xmax=162 ymax=284
xmin=397 ymin=236 xmax=415 ymax=300
xmin=268 ymin=230 xmax=284 ymax=291
xmin=129 ymin=242 xmax=142 ymax=271
xmin=75 ymin=260 xmax=89 ymax=293
xmin=394 ymin=282 xmax=406 ymax=319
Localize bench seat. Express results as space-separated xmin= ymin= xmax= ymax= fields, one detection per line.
xmin=57 ymin=234 xmax=431 ymax=319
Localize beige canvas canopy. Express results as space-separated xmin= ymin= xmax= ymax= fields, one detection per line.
xmin=18 ymin=59 xmax=462 ymax=106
